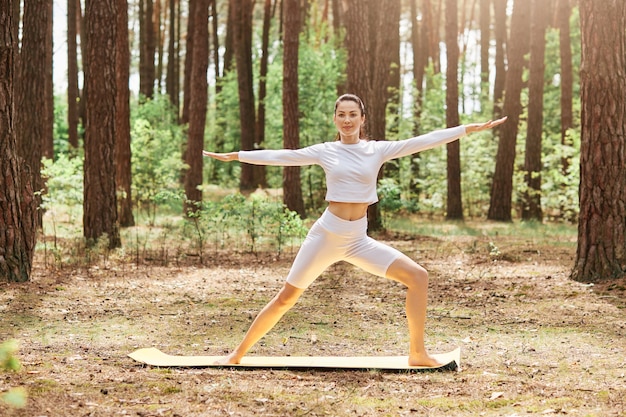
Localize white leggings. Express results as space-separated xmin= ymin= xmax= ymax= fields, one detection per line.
xmin=286 ymin=208 xmax=404 ymax=289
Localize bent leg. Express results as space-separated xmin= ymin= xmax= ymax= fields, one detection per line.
xmin=385 ymin=254 xmax=442 ymax=367
xmin=216 ymin=283 xmax=305 ymax=365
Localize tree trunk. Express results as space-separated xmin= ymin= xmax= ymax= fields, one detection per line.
xmin=139 ymin=0 xmax=156 ymax=99
xmin=341 ymin=0 xmax=370 ymax=102
xmin=254 ymin=0 xmax=272 ymax=189
xmin=522 ymin=0 xmax=548 ymax=222
xmin=184 ymin=0 xmax=209 ymax=213
xmin=166 ymin=0 xmax=178 ymax=109
xmin=15 ymin=0 xmax=52 ymax=228
xmin=43 ymin=0 xmax=53 ymax=160
xmin=479 ymin=0 xmax=490 ymax=101
xmin=181 ymin=0 xmax=196 ymax=125
xmin=282 ymin=0 xmax=305 ymax=217
xmin=0 ymin=1 xmax=37 ymax=282
xmin=232 ymin=0 xmax=258 ymax=191
xmin=116 ymin=0 xmax=134 ymax=227
xmin=446 ymin=0 xmax=462 ymax=220
xmin=83 ymin=0 xmax=121 ymax=249
xmin=492 ymin=0 xmax=506 ymax=119
xmin=573 ymin=0 xmax=626 ymax=282
xmin=487 ymin=0 xmax=530 ymax=221
xmin=557 ymin=0 xmax=574 ymax=176
xmin=68 ymin=0 xmax=80 ymax=150
xmin=411 ymin=0 xmax=425 ymax=132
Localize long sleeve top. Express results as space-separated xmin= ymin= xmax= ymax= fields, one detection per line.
xmin=238 ymin=125 xmax=467 ymax=204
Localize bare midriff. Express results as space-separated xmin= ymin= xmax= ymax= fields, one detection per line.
xmin=327 ymin=201 xmax=369 ymax=221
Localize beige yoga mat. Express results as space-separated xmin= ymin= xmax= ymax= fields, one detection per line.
xmin=128 ymin=347 xmax=460 ymax=372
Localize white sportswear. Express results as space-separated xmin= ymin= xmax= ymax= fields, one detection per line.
xmin=238 ymin=125 xmax=467 ymax=204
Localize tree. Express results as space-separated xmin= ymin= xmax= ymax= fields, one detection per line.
xmin=445 ymin=0 xmax=462 ymax=220
xmin=492 ymin=0 xmax=507 ymax=119
xmin=139 ymin=0 xmax=156 ymax=99
xmin=522 ymin=0 xmax=548 ymax=221
xmin=183 ymin=0 xmax=209 ymax=213
xmin=573 ymin=0 xmax=626 ymax=282
xmin=116 ymin=0 xmax=134 ymax=227
xmin=282 ymin=0 xmax=305 ymax=216
xmin=83 ymin=0 xmax=121 ymax=248
xmin=0 ymin=0 xmax=37 ymax=282
xmin=342 ymin=0 xmax=370 ymax=104
xmin=556 ymin=0 xmax=574 ymax=175
xmin=487 ymin=0 xmax=530 ymax=221
xmin=67 ymin=0 xmax=80 ymax=150
xmin=15 ymin=0 xmax=52 ymax=227
xmin=479 ymin=0 xmax=491 ymax=101
xmin=232 ymin=0 xmax=258 ymax=191
xmin=165 ymin=0 xmax=179 ymax=111
xmin=254 ymin=0 xmax=272 ymax=190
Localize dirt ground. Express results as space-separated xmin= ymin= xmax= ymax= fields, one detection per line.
xmin=1 ymin=227 xmax=626 ymax=416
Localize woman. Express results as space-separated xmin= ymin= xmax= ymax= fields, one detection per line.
xmin=203 ymin=94 xmax=506 ymax=366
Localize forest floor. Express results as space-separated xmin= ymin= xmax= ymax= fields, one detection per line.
xmin=1 ymin=220 xmax=626 ymax=416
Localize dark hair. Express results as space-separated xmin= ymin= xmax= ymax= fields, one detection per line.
xmin=334 ymin=93 xmax=366 ymax=116
xmin=334 ymin=94 xmax=367 ymax=140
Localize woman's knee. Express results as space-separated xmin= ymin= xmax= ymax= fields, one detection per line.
xmin=274 ymin=283 xmax=304 ymax=308
xmin=387 ymin=257 xmax=428 ymax=289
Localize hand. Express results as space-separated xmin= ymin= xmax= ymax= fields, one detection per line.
xmin=465 ymin=116 xmax=508 ymax=134
xmin=202 ymin=150 xmax=239 ymax=162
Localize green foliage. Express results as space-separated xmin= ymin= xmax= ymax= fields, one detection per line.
xmin=1 ymin=339 xmax=27 ymax=408
xmin=131 ymin=96 xmax=187 ymax=223
xmin=184 ymin=193 xmax=308 ymax=256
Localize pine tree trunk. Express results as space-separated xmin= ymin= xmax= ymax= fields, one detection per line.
xmin=522 ymin=0 xmax=548 ymax=222
xmin=487 ymin=0 xmax=530 ymax=221
xmin=479 ymin=0 xmax=490 ymax=101
xmin=282 ymin=0 xmax=305 ymax=217
xmin=83 ymin=0 xmax=121 ymax=249
xmin=184 ymin=0 xmax=209 ymax=213
xmin=116 ymin=0 xmax=134 ymax=227
xmin=573 ymin=0 xmax=626 ymax=282
xmin=492 ymin=0 xmax=506 ymax=119
xmin=0 ymin=2 xmax=37 ymax=282
xmin=446 ymin=0 xmax=462 ymax=220
xmin=557 ymin=0 xmax=574 ymax=176
xmin=68 ymin=0 xmax=80 ymax=150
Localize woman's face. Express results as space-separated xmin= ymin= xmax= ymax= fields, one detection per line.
xmin=333 ymin=100 xmax=365 ymax=139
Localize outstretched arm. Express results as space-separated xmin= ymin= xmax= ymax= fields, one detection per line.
xmin=464 ymin=116 xmax=507 ymax=134
xmin=202 ymin=151 xmax=239 ymax=162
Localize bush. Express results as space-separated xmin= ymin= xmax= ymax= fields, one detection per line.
xmin=1 ymin=339 xmax=26 ymax=408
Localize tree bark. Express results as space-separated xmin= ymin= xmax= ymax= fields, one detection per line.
xmin=573 ymin=0 xmax=626 ymax=282
xmin=83 ymin=0 xmax=121 ymax=248
xmin=139 ymin=0 xmax=156 ymax=99
xmin=68 ymin=0 xmax=80 ymax=150
xmin=522 ymin=0 xmax=548 ymax=221
xmin=15 ymin=0 xmax=52 ymax=228
xmin=282 ymin=0 xmax=305 ymax=217
xmin=116 ymin=0 xmax=134 ymax=227
xmin=184 ymin=0 xmax=209 ymax=213
xmin=487 ymin=0 xmax=530 ymax=221
xmin=557 ymin=0 xmax=574 ymax=176
xmin=479 ymin=0 xmax=490 ymax=101
xmin=492 ymin=0 xmax=506 ymax=119
xmin=232 ymin=0 xmax=258 ymax=191
xmin=446 ymin=0 xmax=462 ymax=220
xmin=0 ymin=1 xmax=37 ymax=282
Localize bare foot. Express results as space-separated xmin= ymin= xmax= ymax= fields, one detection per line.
xmin=408 ymin=351 xmax=443 ymax=368
xmin=213 ymin=352 xmax=242 ymax=365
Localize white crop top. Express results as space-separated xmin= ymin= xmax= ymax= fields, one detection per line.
xmin=238 ymin=125 xmax=467 ymax=204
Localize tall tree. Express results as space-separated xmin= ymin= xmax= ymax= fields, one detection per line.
xmin=556 ymin=0 xmax=574 ymax=175
xmin=15 ymin=0 xmax=52 ymax=227
xmin=232 ymin=0 xmax=258 ymax=191
xmin=139 ymin=0 xmax=156 ymax=99
xmin=83 ymin=0 xmax=121 ymax=248
xmin=492 ymin=0 xmax=507 ymax=119
xmin=181 ymin=0 xmax=196 ymax=125
xmin=0 ymin=0 xmax=37 ymax=282
xmin=487 ymin=0 xmax=530 ymax=221
xmin=573 ymin=0 xmax=626 ymax=282
xmin=522 ymin=0 xmax=548 ymax=221
xmin=183 ymin=0 xmax=209 ymax=213
xmin=166 ymin=0 xmax=179 ymax=110
xmin=254 ymin=0 xmax=273 ymax=190
xmin=479 ymin=0 xmax=490 ymax=101
xmin=341 ymin=0 xmax=370 ymax=104
xmin=67 ymin=0 xmax=80 ymax=150
xmin=116 ymin=0 xmax=134 ymax=227
xmin=282 ymin=0 xmax=305 ymax=216
xmin=445 ymin=0 xmax=462 ymax=220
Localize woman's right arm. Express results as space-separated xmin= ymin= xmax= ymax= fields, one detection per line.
xmin=202 ymin=151 xmax=239 ymax=162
